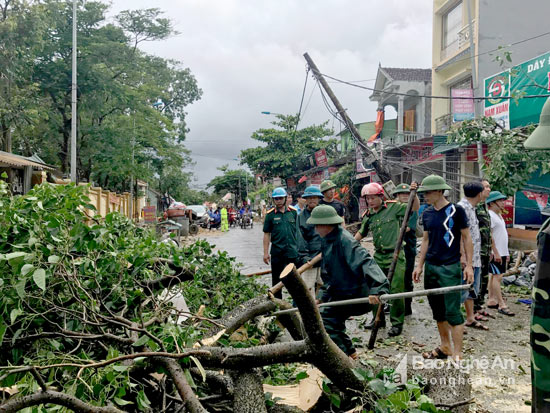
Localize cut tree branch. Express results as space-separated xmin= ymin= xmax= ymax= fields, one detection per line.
xmin=0 ymin=390 xmax=124 ymax=413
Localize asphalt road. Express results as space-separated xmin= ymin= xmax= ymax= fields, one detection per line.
xmin=198 ymin=222 xmax=532 ymax=412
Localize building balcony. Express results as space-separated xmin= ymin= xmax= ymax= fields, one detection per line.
xmin=382 ymin=132 xmax=426 ymax=147
xmin=435 ymin=113 xmax=453 ymax=134
xmin=440 ymin=20 xmax=475 ymax=62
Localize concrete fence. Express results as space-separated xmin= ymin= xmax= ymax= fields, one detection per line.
xmin=84 ymin=184 xmax=146 ymax=220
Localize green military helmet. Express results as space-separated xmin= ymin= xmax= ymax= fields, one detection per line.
xmin=486 ymin=191 xmax=507 ymax=204
xmin=306 ymin=205 xmax=344 ymax=225
xmin=391 ymin=183 xmax=411 ymax=195
xmin=417 ymin=175 xmax=451 ymax=192
xmin=524 ymin=98 xmax=550 ymax=149
xmin=320 ymin=180 xmax=336 ymax=193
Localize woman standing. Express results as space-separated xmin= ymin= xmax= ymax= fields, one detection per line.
xmin=486 ymin=191 xmax=514 ymax=316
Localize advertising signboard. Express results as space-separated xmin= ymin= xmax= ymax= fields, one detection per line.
xmin=142 ymin=205 xmax=157 ymax=224
xmin=484 ymin=51 xmax=550 ymax=129
xmin=314 ymin=149 xmax=328 ymax=167
xmin=451 ymin=89 xmax=475 ymax=121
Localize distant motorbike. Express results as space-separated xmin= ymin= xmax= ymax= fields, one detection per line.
xmin=240 ymin=213 xmax=253 ymax=229
xmin=207 ymin=217 xmax=221 ymax=230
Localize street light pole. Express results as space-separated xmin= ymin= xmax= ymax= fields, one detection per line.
xmin=70 ymin=0 xmax=77 ymax=182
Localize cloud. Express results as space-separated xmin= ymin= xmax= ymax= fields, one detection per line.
xmin=109 ymin=0 xmax=433 ymax=188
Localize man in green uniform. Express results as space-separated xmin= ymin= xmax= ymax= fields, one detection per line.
xmin=307 ymin=205 xmax=389 ymax=359
xmin=392 ymin=183 xmax=418 ymax=316
xmin=474 ymin=179 xmax=493 ymax=318
xmin=263 ymin=187 xmax=298 ymax=299
xmin=523 ymin=100 xmax=550 ymax=412
xmin=296 ymin=186 xmax=323 ymax=294
xmin=355 ymin=182 xmax=419 ymax=336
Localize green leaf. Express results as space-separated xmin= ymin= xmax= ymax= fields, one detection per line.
xmin=295 ymin=371 xmax=309 ymax=381
xmin=113 ymin=365 xmax=130 ymax=372
xmin=32 ymin=268 xmax=46 ymax=291
xmin=329 ymin=393 xmax=341 ymax=408
xmin=189 ymin=355 xmax=206 ymax=382
xmin=10 ymin=309 xmax=23 ymax=324
xmin=15 ymin=278 xmax=27 ymax=299
xmin=136 ymin=390 xmax=151 ymax=411
xmin=132 ymin=335 xmax=149 ymax=347
xmin=4 ymin=252 xmax=27 ymax=261
xmin=47 ymin=255 xmax=60 ymax=264
xmin=21 ymin=264 xmax=34 ymax=276
xmin=114 ymin=397 xmax=133 ymax=406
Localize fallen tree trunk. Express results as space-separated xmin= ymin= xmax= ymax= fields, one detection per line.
xmin=230 ymin=369 xmax=268 ymax=413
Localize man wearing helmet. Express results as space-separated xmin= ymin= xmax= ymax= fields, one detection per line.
xmin=354 ymin=181 xmax=419 ymax=337
xmin=296 ymin=186 xmax=324 ymax=294
xmin=307 ymin=205 xmax=389 ymax=359
xmin=319 ymin=180 xmax=346 ymax=220
xmin=263 ymin=187 xmax=298 ymax=299
xmin=413 ymin=175 xmax=473 ymax=360
xmin=391 ymin=183 xmax=419 ymax=316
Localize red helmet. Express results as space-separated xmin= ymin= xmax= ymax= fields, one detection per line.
xmin=361 ymin=182 xmax=384 ymax=197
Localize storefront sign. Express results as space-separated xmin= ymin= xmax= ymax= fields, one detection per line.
xmin=314 ymin=149 xmax=328 ymax=167
xmin=142 ymin=205 xmax=157 ymax=224
xmin=451 ymin=89 xmax=475 ymax=121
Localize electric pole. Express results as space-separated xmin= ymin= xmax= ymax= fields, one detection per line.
xmin=303 ymin=53 xmax=394 ymax=189
xmin=70 ymin=0 xmax=77 ymax=182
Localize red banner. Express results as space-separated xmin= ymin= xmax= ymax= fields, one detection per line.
xmin=314 ymin=149 xmax=328 ymax=167
xmin=142 ymin=205 xmax=157 ymax=224
xmin=502 ymin=198 xmax=514 ymax=226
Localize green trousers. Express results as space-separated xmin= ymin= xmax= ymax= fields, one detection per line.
xmin=372 ymin=252 xmax=406 ymax=327
xmin=532 ymin=219 xmax=550 ymax=412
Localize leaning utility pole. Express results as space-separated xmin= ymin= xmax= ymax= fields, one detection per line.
xmin=70 ymin=0 xmax=77 ymax=182
xmin=303 ymin=53 xmax=394 ymax=190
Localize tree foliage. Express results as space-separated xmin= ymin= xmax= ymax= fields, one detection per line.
xmin=0 ymin=183 xmax=447 ymax=412
xmin=447 ymin=116 xmax=550 ymax=195
xmin=0 ymin=0 xmax=202 ymax=199
xmin=206 ymin=165 xmax=254 ymax=203
xmin=240 ymin=115 xmax=336 ymax=180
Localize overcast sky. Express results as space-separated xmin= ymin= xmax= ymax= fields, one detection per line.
xmin=109 ymin=0 xmax=433 ymax=189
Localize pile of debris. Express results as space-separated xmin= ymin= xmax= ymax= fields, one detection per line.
xmin=502 ymin=250 xmax=537 ymax=288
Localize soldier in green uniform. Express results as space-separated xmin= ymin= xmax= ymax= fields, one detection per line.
xmin=391 ymin=183 xmax=418 ymax=316
xmin=355 ymin=182 xmax=419 ymax=336
xmin=523 ymin=99 xmax=550 ymax=412
xmin=296 ymin=186 xmax=324 ymax=294
xmin=307 ymin=205 xmax=389 ymax=359
xmin=474 ymin=179 xmax=493 ymax=318
xmin=263 ymin=187 xmax=298 ymax=299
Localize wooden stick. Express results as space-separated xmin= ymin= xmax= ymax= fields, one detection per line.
xmin=244 ymin=269 xmax=272 ymax=277
xmin=368 ymin=187 xmax=417 ymax=349
xmin=268 ymin=254 xmax=322 ymax=295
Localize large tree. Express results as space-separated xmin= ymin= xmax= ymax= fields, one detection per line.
xmin=240 ymin=115 xmax=336 ymax=180
xmin=207 ymin=165 xmax=254 ymax=203
xmin=1 ymin=0 xmax=202 ymax=197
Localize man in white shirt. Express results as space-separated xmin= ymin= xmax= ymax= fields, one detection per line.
xmin=458 ymin=181 xmax=488 ymax=331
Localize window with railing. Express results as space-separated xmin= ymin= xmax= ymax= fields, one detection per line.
xmin=441 ymin=2 xmax=463 ymax=59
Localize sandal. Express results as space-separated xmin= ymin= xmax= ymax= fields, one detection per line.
xmin=498 ymin=307 xmax=515 ymax=316
xmin=474 ymin=313 xmax=489 ymax=322
xmin=486 ymin=303 xmax=499 ymax=309
xmin=465 ymin=321 xmax=489 ymax=331
xmin=477 ymin=309 xmax=496 ymax=319
xmin=422 ymin=347 xmax=450 ymax=359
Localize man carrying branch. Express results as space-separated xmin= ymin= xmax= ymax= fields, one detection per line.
xmin=355 ymin=181 xmax=419 ymax=337
xmin=413 ymin=175 xmax=474 ymax=360
xmin=307 ymin=205 xmax=389 ymax=360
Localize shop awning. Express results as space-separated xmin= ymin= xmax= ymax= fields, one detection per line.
xmin=0 ymin=151 xmax=56 ymax=171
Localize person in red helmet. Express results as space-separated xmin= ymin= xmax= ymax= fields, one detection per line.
xmin=354 ymin=181 xmax=419 ymax=337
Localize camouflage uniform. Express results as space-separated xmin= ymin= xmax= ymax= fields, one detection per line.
xmin=532 ymin=218 xmax=550 ymax=412
xmin=475 ymin=202 xmax=492 ymax=310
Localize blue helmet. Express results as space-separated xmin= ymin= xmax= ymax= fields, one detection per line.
xmin=272 ymin=187 xmax=287 ymax=198
xmin=302 ymin=185 xmax=323 ymax=198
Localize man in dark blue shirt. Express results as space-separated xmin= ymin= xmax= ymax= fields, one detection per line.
xmin=413 ymin=175 xmax=474 ymax=360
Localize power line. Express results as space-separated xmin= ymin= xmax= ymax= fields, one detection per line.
xmin=320 ymin=71 xmax=550 ymax=101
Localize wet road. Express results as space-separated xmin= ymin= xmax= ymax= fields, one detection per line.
xmin=198 ymin=223 xmax=532 ymax=411
xmin=198 ymin=223 xmax=268 ymax=275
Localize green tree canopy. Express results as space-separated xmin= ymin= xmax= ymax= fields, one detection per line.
xmin=240 ymin=114 xmax=336 ymax=180
xmin=207 ymin=165 xmax=254 ymax=203
xmin=1 ymin=0 xmax=202 ymax=198
xmin=447 ymin=116 xmax=550 ymax=195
